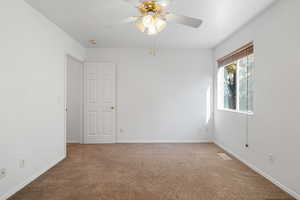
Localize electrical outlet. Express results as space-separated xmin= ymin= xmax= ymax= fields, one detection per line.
xmin=0 ymin=168 xmax=6 ymax=180
xmin=19 ymin=160 xmax=25 ymax=168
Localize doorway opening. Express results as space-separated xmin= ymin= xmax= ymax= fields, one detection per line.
xmin=65 ymin=58 xmax=117 ymax=149
xmin=66 ymin=55 xmax=84 ymax=145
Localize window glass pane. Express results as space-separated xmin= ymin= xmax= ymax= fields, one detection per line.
xmin=247 ymin=54 xmax=254 ymax=112
xmin=224 ymin=64 xmax=237 ymax=110
xmin=238 ymin=57 xmax=248 ymax=112
xmin=238 ymin=54 xmax=254 ymax=113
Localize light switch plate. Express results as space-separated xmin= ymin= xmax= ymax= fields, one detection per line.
xmin=20 ymin=160 xmax=25 ymax=168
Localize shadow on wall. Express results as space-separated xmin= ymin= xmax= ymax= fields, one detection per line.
xmin=206 ymin=86 xmax=211 ymax=125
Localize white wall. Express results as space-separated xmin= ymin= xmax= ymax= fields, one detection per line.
xmin=86 ymin=48 xmax=213 ymax=143
xmin=0 ymin=1 xmax=85 ymax=199
xmin=213 ymin=0 xmax=300 ymax=198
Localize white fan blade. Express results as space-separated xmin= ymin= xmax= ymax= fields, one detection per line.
xmin=156 ymin=0 xmax=171 ymax=7
xmin=104 ymin=17 xmax=139 ymax=29
xmin=121 ymin=16 xmax=139 ymax=24
xmin=123 ymin=0 xmax=140 ymax=6
xmin=165 ymin=13 xmax=202 ymax=28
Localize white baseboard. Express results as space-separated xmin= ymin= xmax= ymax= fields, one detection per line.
xmin=214 ymin=141 xmax=300 ymax=200
xmin=117 ymin=139 xmax=213 ymax=143
xmin=0 ymin=155 xmax=66 ymax=200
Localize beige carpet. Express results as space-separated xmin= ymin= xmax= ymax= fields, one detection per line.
xmin=9 ymin=143 xmax=294 ymax=200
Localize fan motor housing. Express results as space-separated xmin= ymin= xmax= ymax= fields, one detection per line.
xmin=138 ymin=1 xmax=163 ymax=15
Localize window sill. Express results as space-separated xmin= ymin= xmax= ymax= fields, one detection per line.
xmin=217 ymin=108 xmax=254 ymax=116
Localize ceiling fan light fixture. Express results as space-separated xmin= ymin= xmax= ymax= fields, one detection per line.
xmin=154 ymin=17 xmax=167 ymax=32
xmin=147 ymin=24 xmax=158 ymax=35
xmin=142 ymin=14 xmax=155 ymax=27
xmin=135 ymin=14 xmax=166 ymax=35
xmin=135 ymin=20 xmax=146 ymax=32
xmin=123 ymin=0 xmax=203 ymax=35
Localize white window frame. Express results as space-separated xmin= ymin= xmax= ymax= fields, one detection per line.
xmin=217 ymin=58 xmax=254 ymax=115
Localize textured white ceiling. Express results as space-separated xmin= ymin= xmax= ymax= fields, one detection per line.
xmin=25 ymin=0 xmax=275 ymax=48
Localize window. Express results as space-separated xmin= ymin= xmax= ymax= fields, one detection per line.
xmin=217 ymin=43 xmax=254 ymax=114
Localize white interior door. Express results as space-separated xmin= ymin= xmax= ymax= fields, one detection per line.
xmin=84 ymin=62 xmax=116 ymax=144
xmin=67 ymin=56 xmax=83 ymax=143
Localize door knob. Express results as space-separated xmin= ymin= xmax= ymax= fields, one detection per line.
xmin=111 ymin=106 xmax=114 ymax=110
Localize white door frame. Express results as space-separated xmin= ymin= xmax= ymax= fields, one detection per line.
xmin=64 ymin=54 xmax=84 ymax=154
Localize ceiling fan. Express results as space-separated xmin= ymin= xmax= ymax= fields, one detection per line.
xmin=121 ymin=0 xmax=203 ymax=35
